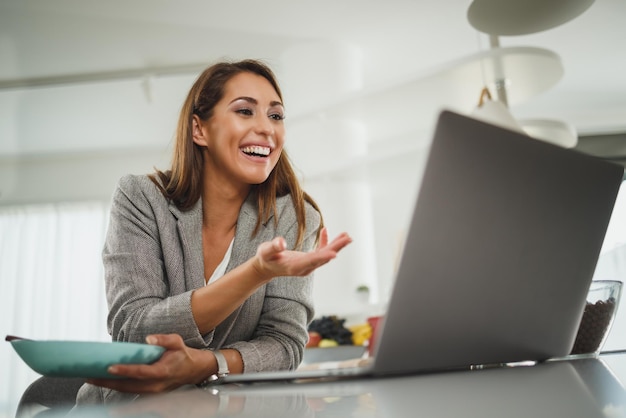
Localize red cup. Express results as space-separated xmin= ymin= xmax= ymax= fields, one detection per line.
xmin=367 ymin=316 xmax=384 ymax=357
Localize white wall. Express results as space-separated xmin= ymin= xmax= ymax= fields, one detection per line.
xmin=0 ymin=148 xmax=170 ymax=205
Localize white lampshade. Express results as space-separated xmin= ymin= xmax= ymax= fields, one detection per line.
xmin=436 ymin=46 xmax=563 ymax=108
xmin=520 ymin=119 xmax=578 ymax=148
xmin=467 ymin=0 xmax=594 ymax=36
xmin=469 ymin=89 xmax=578 ymax=149
xmin=467 ymin=0 xmax=596 ymax=36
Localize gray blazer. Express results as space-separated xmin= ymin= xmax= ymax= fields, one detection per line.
xmin=77 ymin=174 xmax=319 ymax=404
xmin=103 ymin=175 xmax=320 ymax=372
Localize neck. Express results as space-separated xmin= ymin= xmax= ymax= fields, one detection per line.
xmin=201 ymin=175 xmax=250 ymax=231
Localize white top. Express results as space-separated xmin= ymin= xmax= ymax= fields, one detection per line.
xmin=206 ymin=238 xmax=235 ymax=285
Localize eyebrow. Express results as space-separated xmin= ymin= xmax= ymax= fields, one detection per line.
xmin=230 ymin=96 xmax=284 ymax=108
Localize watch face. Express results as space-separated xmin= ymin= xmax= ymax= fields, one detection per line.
xmin=197 ymin=373 xmax=219 ymax=388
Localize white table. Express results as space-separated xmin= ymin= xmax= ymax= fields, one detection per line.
xmin=66 ymin=352 xmax=626 ymax=417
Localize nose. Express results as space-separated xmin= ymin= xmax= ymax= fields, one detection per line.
xmin=255 ymin=114 xmax=274 ymax=137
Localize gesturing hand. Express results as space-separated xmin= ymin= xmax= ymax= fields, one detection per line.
xmin=253 ymin=228 xmax=352 ymax=279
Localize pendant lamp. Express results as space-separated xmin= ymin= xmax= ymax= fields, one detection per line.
xmin=467 ymin=0 xmax=596 ymax=36
xmin=471 ymin=87 xmax=525 ymax=133
xmin=520 ymin=119 xmax=578 ymax=148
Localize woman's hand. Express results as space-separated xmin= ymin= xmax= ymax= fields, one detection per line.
xmin=86 ymin=334 xmax=211 ymax=394
xmin=190 ymin=228 xmax=351 ymax=335
xmin=253 ymin=228 xmax=352 ymax=279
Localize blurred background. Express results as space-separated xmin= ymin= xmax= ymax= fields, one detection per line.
xmin=1 ymin=0 xmax=625 ymax=415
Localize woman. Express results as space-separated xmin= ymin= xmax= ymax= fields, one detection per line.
xmin=77 ymin=59 xmax=351 ymax=401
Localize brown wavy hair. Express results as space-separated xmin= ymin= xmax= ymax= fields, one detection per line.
xmin=149 ymin=59 xmax=322 ymax=248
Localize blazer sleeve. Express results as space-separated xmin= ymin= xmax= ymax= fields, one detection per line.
xmin=225 ymin=201 xmax=320 ymax=372
xmin=103 ymin=175 xmax=208 ymax=345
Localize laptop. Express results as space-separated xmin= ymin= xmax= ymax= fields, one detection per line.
xmin=218 ymin=109 xmax=624 ymax=385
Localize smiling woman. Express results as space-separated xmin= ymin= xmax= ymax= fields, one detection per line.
xmin=74 ymin=59 xmax=352 ymax=405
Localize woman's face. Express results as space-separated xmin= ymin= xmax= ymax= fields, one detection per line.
xmin=193 ymin=72 xmax=285 ymax=189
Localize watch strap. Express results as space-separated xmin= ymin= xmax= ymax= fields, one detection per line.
xmin=213 ymin=349 xmax=229 ymax=378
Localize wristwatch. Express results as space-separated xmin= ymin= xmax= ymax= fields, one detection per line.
xmin=197 ymin=349 xmax=230 ymax=387
xmin=213 ymin=350 xmax=230 ymax=379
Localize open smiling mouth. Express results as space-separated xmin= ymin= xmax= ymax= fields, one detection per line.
xmin=241 ymin=145 xmax=271 ymax=158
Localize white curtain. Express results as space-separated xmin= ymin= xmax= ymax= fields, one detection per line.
xmin=0 ymin=202 xmax=110 ymax=417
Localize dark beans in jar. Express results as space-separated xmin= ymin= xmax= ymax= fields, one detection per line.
xmin=570 ymin=297 xmax=616 ymax=355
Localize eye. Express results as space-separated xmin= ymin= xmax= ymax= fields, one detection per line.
xmin=236 ymin=108 xmax=253 ymax=116
xmin=269 ymin=112 xmax=285 ymax=121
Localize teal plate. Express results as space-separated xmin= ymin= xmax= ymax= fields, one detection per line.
xmin=9 ymin=339 xmax=165 ymax=378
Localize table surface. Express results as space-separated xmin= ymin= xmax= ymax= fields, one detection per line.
xmin=66 ymin=352 xmax=626 ymax=418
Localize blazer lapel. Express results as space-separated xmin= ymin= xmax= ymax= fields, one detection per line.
xmin=169 ymin=199 xmax=205 ymax=291
xmin=214 ymin=193 xmax=277 ymax=347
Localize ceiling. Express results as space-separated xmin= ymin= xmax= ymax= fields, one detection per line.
xmin=1 ymin=0 xmax=625 ymax=165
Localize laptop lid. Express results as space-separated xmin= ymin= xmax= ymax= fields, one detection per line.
xmin=372 ymin=110 xmax=623 ymax=375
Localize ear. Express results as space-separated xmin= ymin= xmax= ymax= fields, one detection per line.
xmin=191 ymin=115 xmax=208 ymax=146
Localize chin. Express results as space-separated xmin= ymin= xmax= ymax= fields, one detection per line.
xmin=244 ymin=166 xmax=275 ymax=184
xmin=243 ymin=172 xmax=272 ymax=186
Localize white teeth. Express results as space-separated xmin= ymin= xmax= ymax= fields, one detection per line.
xmin=241 ymin=145 xmax=270 ymax=156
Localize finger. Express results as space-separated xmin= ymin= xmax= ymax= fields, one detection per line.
xmin=257 ymin=237 xmax=286 ymax=260
xmin=324 ymin=232 xmax=352 ymax=252
xmin=272 ymin=236 xmax=286 ymax=252
xmin=145 ymin=333 xmax=184 ymax=350
xmin=317 ymin=227 xmax=329 ymax=249
xmin=107 ymin=362 xmax=162 ymax=378
xmin=304 ymin=250 xmax=338 ymax=271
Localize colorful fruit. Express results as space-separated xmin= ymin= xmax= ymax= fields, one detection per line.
xmin=307 ymin=316 xmax=353 ymax=345
xmin=349 ymin=323 xmax=372 ymax=346
xmin=318 ymin=339 xmax=339 ymax=348
xmin=306 ymin=331 xmax=322 ymax=348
